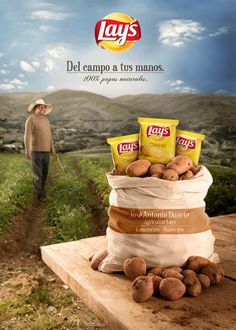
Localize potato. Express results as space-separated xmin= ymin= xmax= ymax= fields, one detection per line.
xmin=186 ymin=256 xmax=210 ymax=273
xmin=159 ymin=278 xmax=186 ymax=301
xmin=147 ymin=267 xmax=163 ymax=277
xmin=166 ymin=155 xmax=193 ymax=175
xmin=197 ymin=274 xmax=211 ymax=289
xmin=149 ymin=164 xmax=165 ymax=176
xmin=182 ymin=269 xmax=202 ymax=297
xmin=162 ymin=169 xmax=179 ymax=181
xmin=201 ymin=262 xmax=224 ymax=285
xmin=152 ymin=276 xmax=163 ymax=295
xmin=180 ymin=170 xmax=194 ymax=180
xmin=131 ymin=276 xmax=154 ymax=303
xmin=190 ymin=165 xmax=201 ymax=175
xmin=90 ymin=250 xmax=108 ymax=270
xmin=161 ymin=269 xmax=184 ymax=280
xmin=123 ymin=257 xmax=147 ymax=281
xmin=126 ymin=160 xmax=151 ymax=177
xmin=151 ymin=173 xmax=162 ymax=179
xmin=167 ymin=266 xmax=183 ymax=273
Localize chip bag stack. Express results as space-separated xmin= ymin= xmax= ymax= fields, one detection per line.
xmin=138 ymin=117 xmax=179 ymax=164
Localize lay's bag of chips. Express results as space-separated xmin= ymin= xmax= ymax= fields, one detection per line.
xmin=107 ymin=134 xmax=139 ymax=175
xmin=176 ymin=130 xmax=205 ymax=165
xmin=138 ymin=117 xmax=179 ymax=164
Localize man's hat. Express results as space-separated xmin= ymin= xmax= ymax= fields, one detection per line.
xmin=28 ymin=99 xmax=53 ymax=114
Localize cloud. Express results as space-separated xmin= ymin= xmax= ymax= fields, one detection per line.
xmin=47 ymin=46 xmax=67 ymax=58
xmin=158 ymin=19 xmax=205 ymax=47
xmin=47 ymin=85 xmax=55 ymax=91
xmin=0 ymin=69 xmax=9 ymax=75
xmin=0 ymin=52 xmax=4 ymax=58
xmin=166 ymin=80 xmax=184 ymax=86
xmin=32 ymin=2 xmax=56 ymax=8
xmin=214 ymin=89 xmax=230 ymax=95
xmin=20 ymin=61 xmax=35 ymax=72
xmin=0 ymin=78 xmax=28 ymax=90
xmin=209 ymin=26 xmax=230 ymax=37
xmin=44 ymin=58 xmax=55 ymax=72
xmin=31 ymin=10 xmax=71 ymax=20
xmin=166 ymin=80 xmax=198 ymax=93
xmin=18 ymin=73 xmax=25 ymax=78
xmin=39 ymin=25 xmax=54 ymax=32
xmin=173 ymin=86 xmax=198 ymax=93
xmin=32 ymin=61 xmax=41 ymax=68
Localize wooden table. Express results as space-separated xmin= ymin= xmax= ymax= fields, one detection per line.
xmin=41 ymin=214 xmax=236 ymax=330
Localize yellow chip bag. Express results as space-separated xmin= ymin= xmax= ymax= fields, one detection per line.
xmin=138 ymin=117 xmax=179 ymax=164
xmin=107 ymin=134 xmax=139 ymax=174
xmin=176 ymin=130 xmax=205 ymax=165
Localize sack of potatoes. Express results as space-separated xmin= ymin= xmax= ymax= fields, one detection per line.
xmin=101 ymin=119 xmax=218 ymax=273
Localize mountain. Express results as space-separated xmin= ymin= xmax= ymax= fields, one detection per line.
xmin=0 ymin=90 xmax=235 ymax=166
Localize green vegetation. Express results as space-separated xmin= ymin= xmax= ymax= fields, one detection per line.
xmin=0 ymin=154 xmax=33 ymax=234
xmin=77 ymin=158 xmax=112 ymax=207
xmin=206 ymin=165 xmax=236 ymax=216
xmin=42 ymin=156 xmax=93 ymax=243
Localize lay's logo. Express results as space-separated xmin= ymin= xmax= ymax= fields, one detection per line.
xmin=117 ymin=142 xmax=139 ymax=155
xmin=95 ymin=12 xmax=141 ymax=52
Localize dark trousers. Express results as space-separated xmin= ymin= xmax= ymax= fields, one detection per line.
xmin=31 ymin=151 xmax=50 ymax=197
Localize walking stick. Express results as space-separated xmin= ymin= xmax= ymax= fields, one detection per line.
xmin=54 ymin=152 xmax=65 ymax=173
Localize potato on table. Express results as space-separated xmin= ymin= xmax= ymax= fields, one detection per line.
xmin=186 ymin=256 xmax=210 ymax=273
xmin=132 ymin=276 xmax=154 ymax=303
xmin=201 ymin=262 xmax=224 ymax=285
xmin=90 ymin=250 xmax=108 ymax=270
xmin=159 ymin=278 xmax=186 ymax=301
xmin=182 ymin=269 xmax=202 ymax=297
xmin=123 ymin=257 xmax=147 ymax=280
xmin=197 ymin=274 xmax=211 ymax=289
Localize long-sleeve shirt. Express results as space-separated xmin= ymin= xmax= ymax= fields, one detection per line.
xmin=24 ymin=114 xmax=55 ymax=153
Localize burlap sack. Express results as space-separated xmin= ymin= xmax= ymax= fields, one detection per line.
xmin=98 ymin=166 xmax=219 ymax=273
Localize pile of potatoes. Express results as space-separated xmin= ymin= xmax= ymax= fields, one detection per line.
xmin=114 ymin=155 xmax=201 ymax=181
xmin=123 ymin=256 xmax=224 ymax=302
xmin=89 ymin=253 xmax=224 ymax=302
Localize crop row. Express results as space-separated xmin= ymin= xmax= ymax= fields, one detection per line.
xmin=0 ymin=154 xmax=33 ymax=234
xmin=42 ymin=156 xmax=94 ymax=242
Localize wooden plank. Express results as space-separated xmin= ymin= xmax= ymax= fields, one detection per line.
xmin=41 ymin=215 xmax=236 ymax=330
xmin=211 ymin=214 xmax=236 ymax=278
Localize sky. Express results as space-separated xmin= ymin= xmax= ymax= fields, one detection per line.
xmin=0 ymin=0 xmax=235 ymax=97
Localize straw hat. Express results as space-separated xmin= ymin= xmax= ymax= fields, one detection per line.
xmin=28 ymin=99 xmax=53 ymax=114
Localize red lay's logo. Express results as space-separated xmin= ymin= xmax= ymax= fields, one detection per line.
xmin=95 ymin=12 xmax=141 ymax=52
xmin=147 ymin=125 xmax=170 ymax=138
xmin=176 ymin=136 xmax=196 ymax=150
xmin=117 ymin=142 xmax=139 ymax=155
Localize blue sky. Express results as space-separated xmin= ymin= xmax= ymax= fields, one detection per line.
xmin=0 ymin=0 xmax=235 ymax=97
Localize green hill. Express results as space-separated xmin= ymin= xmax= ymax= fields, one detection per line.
xmin=0 ymin=90 xmax=235 ymax=166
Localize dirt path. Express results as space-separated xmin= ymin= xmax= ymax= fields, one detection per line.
xmin=0 ymin=192 xmax=109 ymax=329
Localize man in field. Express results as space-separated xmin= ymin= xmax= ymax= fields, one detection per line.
xmin=24 ymin=99 xmax=55 ymax=201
